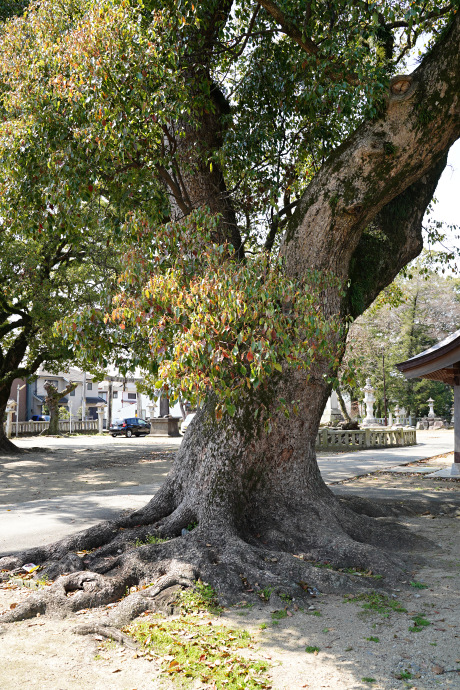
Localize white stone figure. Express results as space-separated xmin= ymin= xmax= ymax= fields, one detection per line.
xmin=96 ymin=402 xmax=106 ymax=435
xmin=394 ymin=404 xmax=401 ymax=425
xmin=427 ymin=397 xmax=436 ymax=418
xmin=362 ymin=378 xmax=376 ymax=426
xmin=5 ymin=400 xmax=16 ymax=438
xmin=147 ymin=401 xmax=156 ymax=420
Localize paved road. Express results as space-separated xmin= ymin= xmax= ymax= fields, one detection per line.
xmin=0 ymin=430 xmax=454 ymax=556
xmin=317 ymin=429 xmax=453 ymax=483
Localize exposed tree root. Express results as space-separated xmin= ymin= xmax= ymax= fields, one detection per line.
xmin=0 ymin=490 xmax=433 ymax=631
xmin=73 ymin=623 xmax=138 ymax=648
xmin=0 ymin=436 xmax=23 ymax=455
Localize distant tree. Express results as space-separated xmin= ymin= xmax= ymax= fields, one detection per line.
xmin=43 ymin=381 xmax=78 ymax=435
xmin=342 ymin=265 xmax=460 ymax=419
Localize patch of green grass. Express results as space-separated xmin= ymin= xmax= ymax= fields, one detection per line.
xmin=134 ymin=534 xmax=169 ymax=547
xmin=259 ymin=623 xmax=267 ymax=630
xmin=258 ymin=586 xmax=274 ymax=601
xmin=186 ymin=521 xmax=198 ymax=531
xmin=322 ymin=628 xmax=330 ymax=633
xmin=279 ymin=592 xmax=292 ymax=603
xmin=126 ymin=614 xmax=270 ymax=689
xmin=345 ymin=592 xmax=407 ymax=617
xmin=180 ymin=580 xmax=223 ymax=615
xmin=409 ymin=614 xmax=430 ymax=632
xmin=305 ymin=646 xmax=320 ymax=653
xmin=271 ymin=609 xmax=288 ymax=620
xmin=366 ymin=636 xmax=380 ymax=643
xmin=311 ymin=561 xmax=334 ymax=570
xmin=361 ymin=678 xmax=377 ymax=684
xmin=410 ymin=580 xmax=428 ymax=589
xmin=398 ymin=670 xmax=413 ymax=680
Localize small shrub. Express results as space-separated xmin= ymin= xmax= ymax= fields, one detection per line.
xmin=305 ymin=646 xmax=320 ymax=653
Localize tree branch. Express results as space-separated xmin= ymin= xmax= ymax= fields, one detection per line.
xmin=256 ymin=0 xmax=358 ymax=84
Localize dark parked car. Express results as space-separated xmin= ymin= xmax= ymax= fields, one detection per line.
xmin=109 ymin=417 xmax=150 ymax=438
xmin=31 ymin=414 xmax=50 ymax=421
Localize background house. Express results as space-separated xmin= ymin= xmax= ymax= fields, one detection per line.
xmin=27 ymin=367 xmax=106 ymax=420
xmin=97 ymin=376 xmax=183 ymax=427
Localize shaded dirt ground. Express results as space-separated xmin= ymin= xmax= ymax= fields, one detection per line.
xmin=0 ymin=436 xmax=179 ymax=504
xmin=1 ymin=470 xmax=459 ymax=690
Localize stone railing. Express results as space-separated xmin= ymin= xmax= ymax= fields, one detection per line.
xmin=4 ymin=419 xmax=98 ymax=437
xmin=316 ymin=427 xmax=417 ymax=452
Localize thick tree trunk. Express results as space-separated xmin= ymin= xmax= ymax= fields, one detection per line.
xmin=0 ymin=387 xmax=20 ymax=454
xmin=1 ymin=11 xmax=459 ymax=627
xmin=45 ymin=400 xmax=59 ymax=435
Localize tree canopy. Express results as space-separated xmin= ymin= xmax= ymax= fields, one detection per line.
xmin=1 ymin=0 xmax=457 ymax=418
xmin=341 ymin=261 xmax=460 ymax=419
xmin=1 ymin=0 xmax=460 ymax=625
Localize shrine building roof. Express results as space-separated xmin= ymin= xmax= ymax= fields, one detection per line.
xmin=396 ymin=328 xmax=460 ymax=386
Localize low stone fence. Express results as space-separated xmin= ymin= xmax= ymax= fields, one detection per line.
xmin=4 ymin=419 xmax=98 ymax=437
xmin=316 ymin=427 xmax=417 ymax=452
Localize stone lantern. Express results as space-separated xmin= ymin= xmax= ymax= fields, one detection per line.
xmin=5 ymin=400 xmax=17 ymax=438
xmin=362 ymin=378 xmax=376 ymax=426
xmin=427 ymin=397 xmax=435 ymax=418
xmin=96 ymin=402 xmax=106 ymax=435
xmin=147 ymin=401 xmax=156 ymax=421
xmin=394 ymin=404 xmax=401 ymax=425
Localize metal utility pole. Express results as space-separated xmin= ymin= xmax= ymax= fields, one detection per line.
xmin=16 ymin=383 xmax=26 ymax=437
xmin=382 ymin=352 xmax=388 ymax=426
xmin=82 ymin=372 xmax=87 ymax=422
xmin=108 ymin=379 xmax=113 ymax=429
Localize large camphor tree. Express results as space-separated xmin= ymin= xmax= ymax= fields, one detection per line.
xmin=0 ymin=0 xmax=459 ymax=624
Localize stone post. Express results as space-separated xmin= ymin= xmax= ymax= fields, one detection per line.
xmin=394 ymin=405 xmax=401 ymax=425
xmin=147 ymin=401 xmax=156 ymax=421
xmin=5 ymin=400 xmax=16 ymax=439
xmin=388 ymin=411 xmax=393 ymax=427
xmin=427 ymin=397 xmax=435 ymax=418
xmin=362 ymin=378 xmax=376 ymax=427
xmin=96 ymin=402 xmax=106 ymax=434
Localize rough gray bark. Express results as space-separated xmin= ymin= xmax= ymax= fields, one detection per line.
xmin=42 ymin=382 xmax=78 ymax=435
xmin=0 ymin=394 xmax=20 ymax=454
xmin=1 ymin=10 xmax=459 ymax=628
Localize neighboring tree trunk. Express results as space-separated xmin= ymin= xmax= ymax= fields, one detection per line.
xmin=0 ymin=387 xmax=20 ymax=454
xmin=336 ymin=384 xmax=352 ymax=424
xmin=42 ymin=382 xmax=78 ymax=435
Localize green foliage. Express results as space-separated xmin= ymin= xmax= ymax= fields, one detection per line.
xmin=409 ymin=614 xmax=430 ymax=632
xmin=345 ymin=592 xmax=407 ymax=617
xmin=0 ymin=0 xmax=456 ymax=418
xmin=271 ymin=609 xmax=288 ymax=620
xmin=179 ymin=580 xmax=223 ymax=615
xmin=305 ymin=646 xmax=320 ymax=653
xmin=134 ymin=534 xmax=169 ymax=547
xmin=410 ymin=581 xmax=428 ymax=589
xmin=126 ymin=614 xmax=270 ymax=689
xmin=342 ymin=262 xmax=460 ymax=417
xmin=60 ymin=209 xmax=345 ymax=420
